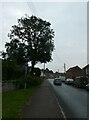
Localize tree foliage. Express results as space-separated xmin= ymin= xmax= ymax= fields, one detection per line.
xmin=3 ymin=15 xmax=55 ymax=74
xmin=2 ymin=59 xmax=24 ymax=80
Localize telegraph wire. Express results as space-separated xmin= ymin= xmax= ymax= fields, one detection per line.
xmin=53 ymin=51 xmax=67 ymax=72
xmin=26 ymin=0 xmax=38 ymax=16
xmin=24 ymin=1 xmax=66 ymax=72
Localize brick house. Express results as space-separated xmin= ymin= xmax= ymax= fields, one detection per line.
xmin=83 ymin=64 xmax=89 ymax=77
xmin=53 ymin=72 xmax=59 ymax=78
xmin=66 ymin=66 xmax=83 ymax=79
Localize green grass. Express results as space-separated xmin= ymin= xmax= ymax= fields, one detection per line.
xmin=2 ymin=86 xmax=38 ymax=118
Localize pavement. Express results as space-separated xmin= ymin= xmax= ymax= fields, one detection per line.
xmin=22 ymin=79 xmax=66 ymax=119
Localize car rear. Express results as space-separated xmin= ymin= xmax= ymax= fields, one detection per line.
xmin=53 ymin=78 xmax=62 ymax=85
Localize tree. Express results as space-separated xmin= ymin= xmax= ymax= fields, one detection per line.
xmin=2 ymin=39 xmax=26 ymax=65
xmin=4 ymin=15 xmax=55 ymax=74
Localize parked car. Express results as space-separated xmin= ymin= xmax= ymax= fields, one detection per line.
xmin=65 ymin=78 xmax=74 ymax=85
xmin=86 ymin=83 xmax=89 ymax=91
xmin=59 ymin=76 xmax=66 ymax=82
xmin=53 ymin=78 xmax=62 ymax=85
xmin=73 ymin=76 xmax=89 ymax=88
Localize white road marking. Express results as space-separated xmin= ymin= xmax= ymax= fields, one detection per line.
xmin=48 ymin=79 xmax=67 ymax=120
xmin=53 ymin=91 xmax=67 ymax=120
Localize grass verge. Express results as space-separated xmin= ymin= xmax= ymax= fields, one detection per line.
xmin=2 ymin=86 xmax=38 ymax=118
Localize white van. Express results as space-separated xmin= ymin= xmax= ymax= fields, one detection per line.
xmin=59 ymin=76 xmax=66 ymax=82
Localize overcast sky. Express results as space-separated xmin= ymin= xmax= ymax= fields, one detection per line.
xmin=0 ymin=1 xmax=87 ymax=72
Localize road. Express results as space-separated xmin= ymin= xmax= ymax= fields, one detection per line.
xmin=48 ymin=79 xmax=89 ymax=119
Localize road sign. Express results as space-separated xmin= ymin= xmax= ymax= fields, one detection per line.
xmin=24 ymin=62 xmax=28 ymax=88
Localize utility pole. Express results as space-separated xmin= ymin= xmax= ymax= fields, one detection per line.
xmin=0 ymin=51 xmax=3 ymax=57
xmin=24 ymin=62 xmax=28 ymax=89
xmin=64 ymin=63 xmax=66 ymax=80
xmin=64 ymin=63 xmax=66 ymax=73
xmin=58 ymin=69 xmax=59 ymax=78
xmin=43 ymin=63 xmax=45 ymax=79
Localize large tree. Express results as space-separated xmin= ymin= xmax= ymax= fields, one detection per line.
xmin=3 ymin=15 xmax=55 ymax=74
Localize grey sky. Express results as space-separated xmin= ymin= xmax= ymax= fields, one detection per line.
xmin=0 ymin=2 xmax=87 ymax=72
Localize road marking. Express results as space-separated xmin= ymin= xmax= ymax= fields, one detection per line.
xmin=48 ymin=79 xmax=67 ymax=120
xmin=48 ymin=79 xmax=67 ymax=119
xmin=54 ymin=93 xmax=67 ymax=120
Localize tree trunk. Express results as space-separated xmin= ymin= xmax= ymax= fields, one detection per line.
xmin=31 ymin=61 xmax=35 ymax=75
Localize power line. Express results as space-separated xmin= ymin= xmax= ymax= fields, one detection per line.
xmin=24 ymin=2 xmax=66 ymax=72
xmin=53 ymin=51 xmax=67 ymax=72
xmin=54 ymin=51 xmax=64 ymax=64
xmin=26 ymin=0 xmax=38 ymax=16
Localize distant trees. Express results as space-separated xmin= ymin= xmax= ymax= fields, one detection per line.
xmin=2 ymin=15 xmax=55 ymax=75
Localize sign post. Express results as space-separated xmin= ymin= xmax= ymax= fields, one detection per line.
xmin=24 ymin=62 xmax=28 ymax=89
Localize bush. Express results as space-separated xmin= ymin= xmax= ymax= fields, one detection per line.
xmin=2 ymin=60 xmax=24 ymax=81
xmin=33 ymin=68 xmax=41 ymax=76
xmin=73 ymin=76 xmax=89 ymax=88
xmin=14 ymin=75 xmax=43 ymax=89
xmin=13 ymin=76 xmax=25 ymax=89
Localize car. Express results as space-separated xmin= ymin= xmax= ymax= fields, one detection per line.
xmin=53 ymin=78 xmax=62 ymax=85
xmin=86 ymin=83 xmax=89 ymax=91
xmin=65 ymin=78 xmax=74 ymax=85
xmin=73 ymin=76 xmax=89 ymax=88
xmin=59 ymin=76 xmax=66 ymax=82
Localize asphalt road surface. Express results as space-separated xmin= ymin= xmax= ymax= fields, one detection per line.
xmin=48 ymin=79 xmax=89 ymax=119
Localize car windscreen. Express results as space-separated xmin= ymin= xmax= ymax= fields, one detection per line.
xmin=55 ymin=79 xmax=61 ymax=81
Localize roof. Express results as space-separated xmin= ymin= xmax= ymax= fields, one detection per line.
xmin=66 ymin=66 xmax=82 ymax=72
xmin=83 ymin=64 xmax=89 ymax=69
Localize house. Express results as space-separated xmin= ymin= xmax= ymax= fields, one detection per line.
xmin=53 ymin=72 xmax=60 ymax=78
xmin=41 ymin=68 xmax=54 ymax=78
xmin=66 ymin=66 xmax=83 ymax=79
xmin=83 ymin=64 xmax=89 ymax=77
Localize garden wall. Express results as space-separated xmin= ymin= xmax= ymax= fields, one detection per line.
xmin=2 ymin=82 xmax=16 ymax=92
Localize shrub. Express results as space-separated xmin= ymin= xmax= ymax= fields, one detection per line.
xmin=14 ymin=75 xmax=43 ymax=89
xmin=73 ymin=76 xmax=89 ymax=88
xmin=33 ymin=68 xmax=41 ymax=76
xmin=27 ymin=75 xmax=42 ymax=86
xmin=2 ymin=60 xmax=24 ymax=81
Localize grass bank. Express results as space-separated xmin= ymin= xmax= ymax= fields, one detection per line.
xmin=2 ymin=86 xmax=38 ymax=118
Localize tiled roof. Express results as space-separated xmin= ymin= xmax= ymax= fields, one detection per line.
xmin=66 ymin=66 xmax=82 ymax=72
xmin=83 ymin=64 xmax=89 ymax=69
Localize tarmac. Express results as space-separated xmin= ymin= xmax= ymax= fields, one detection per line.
xmin=22 ymin=79 xmax=66 ymax=119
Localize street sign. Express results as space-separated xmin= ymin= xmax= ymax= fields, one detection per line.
xmin=24 ymin=62 xmax=28 ymax=88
